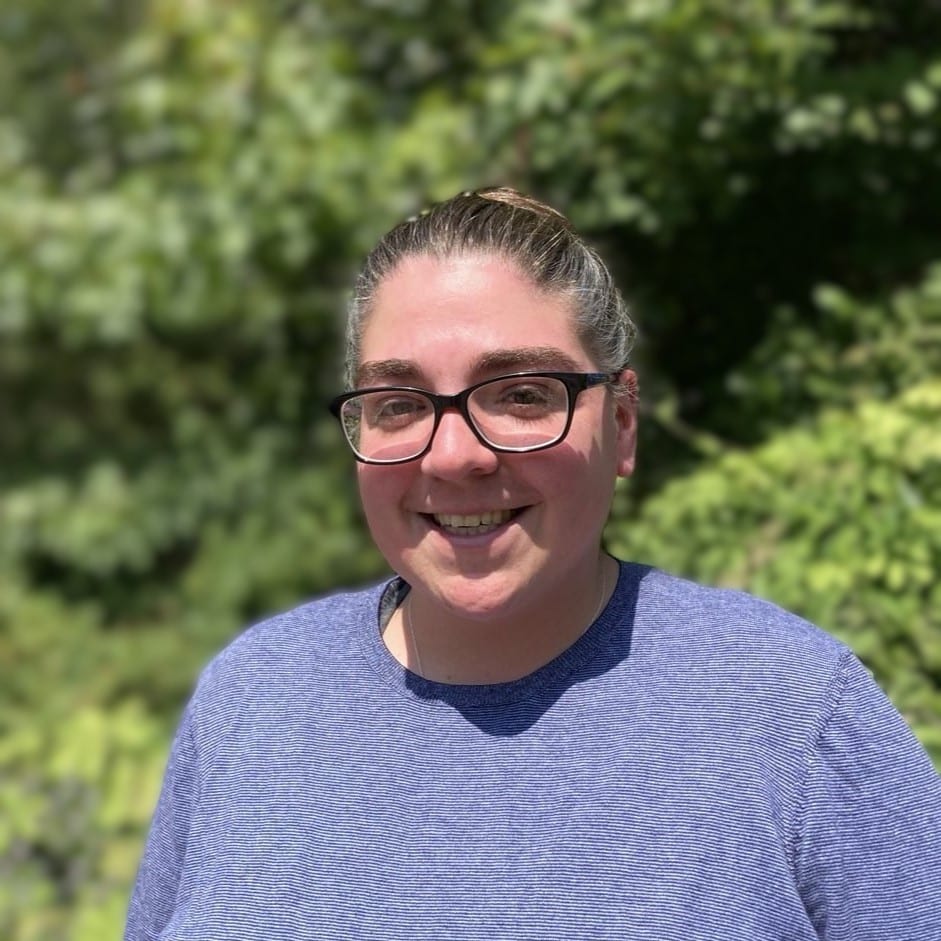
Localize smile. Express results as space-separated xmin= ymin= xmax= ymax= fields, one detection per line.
xmin=430 ymin=509 xmax=520 ymax=536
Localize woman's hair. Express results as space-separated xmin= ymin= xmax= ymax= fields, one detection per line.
xmin=344 ymin=187 xmax=636 ymax=388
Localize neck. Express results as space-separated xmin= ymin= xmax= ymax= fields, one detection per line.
xmin=390 ymin=554 xmax=615 ymax=684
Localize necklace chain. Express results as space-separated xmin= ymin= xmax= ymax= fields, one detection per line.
xmin=403 ymin=561 xmax=610 ymax=679
xmin=403 ymin=594 xmax=426 ymax=677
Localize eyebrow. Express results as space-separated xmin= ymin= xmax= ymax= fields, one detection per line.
xmin=476 ymin=347 xmax=582 ymax=374
xmin=355 ymin=347 xmax=583 ymax=388
xmin=355 ymin=359 xmax=422 ymax=387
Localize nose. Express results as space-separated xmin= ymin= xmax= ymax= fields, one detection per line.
xmin=419 ymin=407 xmax=500 ymax=479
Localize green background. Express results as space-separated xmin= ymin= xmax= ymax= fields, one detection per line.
xmin=1 ymin=1 xmax=939 ymax=937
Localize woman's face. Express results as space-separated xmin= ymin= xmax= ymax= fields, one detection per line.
xmin=354 ymin=253 xmax=637 ymax=621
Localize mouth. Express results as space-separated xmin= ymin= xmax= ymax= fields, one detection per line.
xmin=425 ymin=508 xmax=523 ymax=536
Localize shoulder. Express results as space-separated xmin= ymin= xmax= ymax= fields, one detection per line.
xmin=187 ymin=579 xmax=392 ymax=719
xmin=623 ymin=568 xmax=940 ymax=827
xmin=215 ymin=579 xmax=387 ymax=663
xmin=622 ymin=565 xmax=862 ymax=741
xmin=632 ymin=564 xmax=848 ymax=673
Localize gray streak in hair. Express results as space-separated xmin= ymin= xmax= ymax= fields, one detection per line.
xmin=344 ymin=188 xmax=636 ymax=392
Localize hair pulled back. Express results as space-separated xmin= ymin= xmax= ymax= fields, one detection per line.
xmin=344 ymin=187 xmax=636 ymax=389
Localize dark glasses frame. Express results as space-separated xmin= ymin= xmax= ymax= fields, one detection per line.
xmin=328 ymin=371 xmax=617 ymax=465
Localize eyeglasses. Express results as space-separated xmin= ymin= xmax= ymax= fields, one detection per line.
xmin=329 ymin=371 xmax=616 ymax=465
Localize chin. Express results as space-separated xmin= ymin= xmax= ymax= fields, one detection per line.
xmin=423 ymin=572 xmax=529 ymax=622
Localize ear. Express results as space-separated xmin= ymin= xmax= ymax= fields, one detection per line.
xmin=612 ymin=369 xmax=638 ymax=478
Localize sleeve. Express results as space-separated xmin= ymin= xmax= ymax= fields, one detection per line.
xmin=123 ymin=704 xmax=200 ymax=941
xmin=793 ymin=653 xmax=941 ymax=941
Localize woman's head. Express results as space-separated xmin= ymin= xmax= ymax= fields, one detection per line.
xmin=344 ymin=187 xmax=636 ymax=389
xmin=349 ymin=249 xmax=638 ymax=627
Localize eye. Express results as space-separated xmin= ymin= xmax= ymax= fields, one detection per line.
xmin=478 ymin=377 xmax=565 ymax=417
xmin=365 ymin=392 xmax=430 ymax=428
xmin=501 ymin=384 xmax=553 ymax=407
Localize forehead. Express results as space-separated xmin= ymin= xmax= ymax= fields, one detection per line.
xmin=357 ymin=253 xmax=591 ymax=387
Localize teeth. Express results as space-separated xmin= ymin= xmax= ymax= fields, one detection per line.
xmin=433 ymin=509 xmax=515 ymax=531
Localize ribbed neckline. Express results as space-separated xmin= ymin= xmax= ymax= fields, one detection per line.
xmin=359 ymin=561 xmax=646 ymax=707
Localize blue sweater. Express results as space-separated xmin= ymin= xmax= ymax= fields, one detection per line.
xmin=125 ymin=563 xmax=941 ymax=940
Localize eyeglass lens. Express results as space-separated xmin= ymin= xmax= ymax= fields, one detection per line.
xmin=340 ymin=375 xmax=572 ymax=462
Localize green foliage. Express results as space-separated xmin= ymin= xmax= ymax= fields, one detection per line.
xmin=1 ymin=0 xmax=939 ymax=935
xmin=470 ymin=0 xmax=941 ymax=458
xmin=0 ymin=703 xmax=166 ymax=941
xmin=727 ymin=261 xmax=941 ymax=435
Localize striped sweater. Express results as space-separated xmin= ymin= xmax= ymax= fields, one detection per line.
xmin=125 ymin=563 xmax=941 ymax=940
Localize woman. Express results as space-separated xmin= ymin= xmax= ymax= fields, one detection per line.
xmin=125 ymin=189 xmax=940 ymax=940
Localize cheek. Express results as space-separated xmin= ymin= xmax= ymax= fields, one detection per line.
xmin=514 ymin=434 xmax=616 ymax=500
xmin=356 ymin=466 xmax=408 ymax=526
xmin=356 ymin=467 xmax=384 ymax=512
